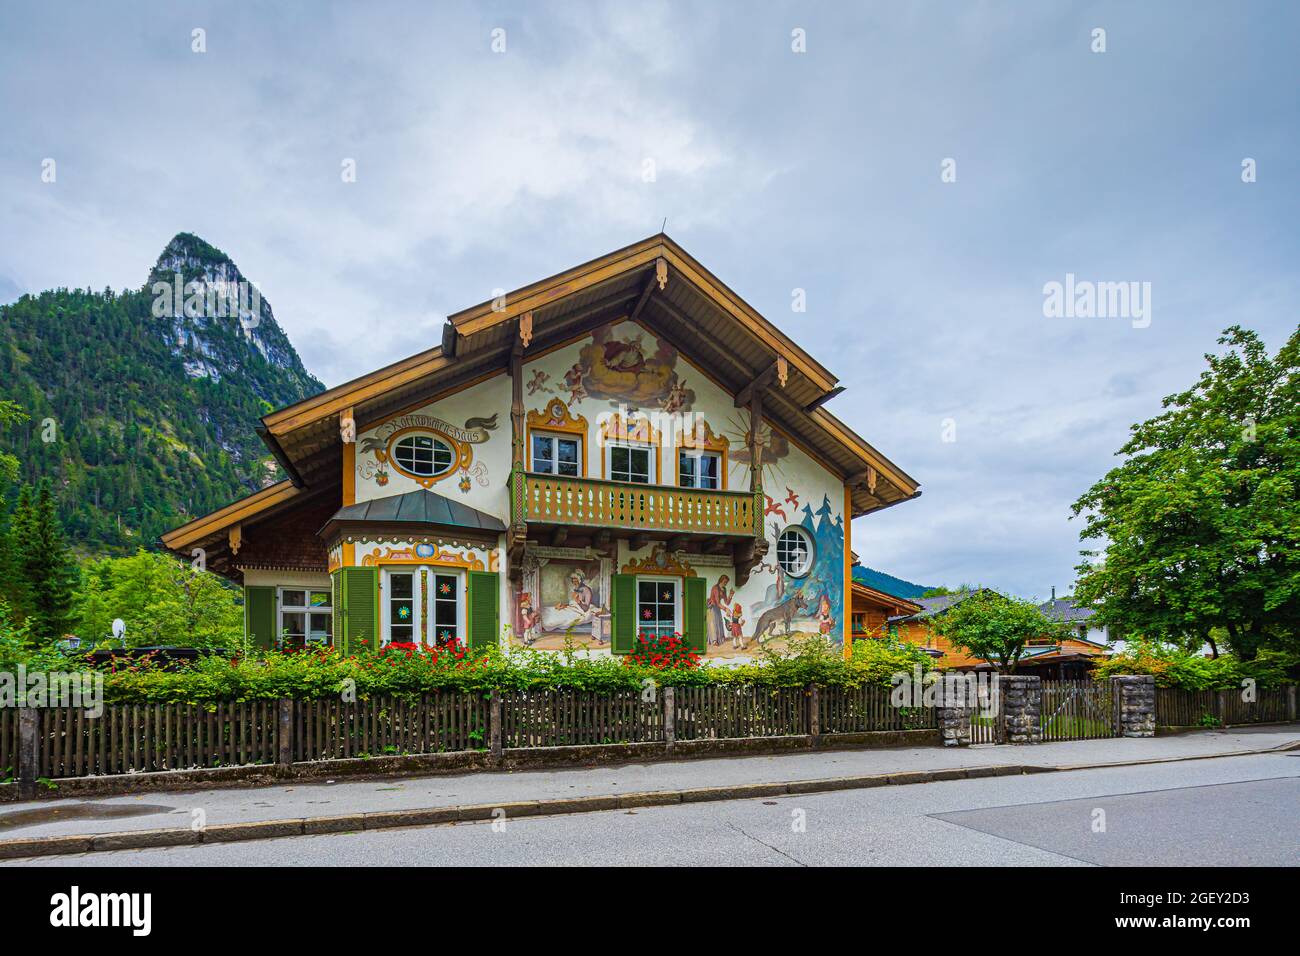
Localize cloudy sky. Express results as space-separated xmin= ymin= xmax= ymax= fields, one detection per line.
xmin=2 ymin=1 xmax=1297 ymax=599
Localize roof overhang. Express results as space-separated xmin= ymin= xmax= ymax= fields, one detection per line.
xmin=851 ymin=581 xmax=924 ymax=616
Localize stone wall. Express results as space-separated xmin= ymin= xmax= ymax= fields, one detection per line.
xmin=1112 ymin=675 xmax=1156 ymax=737
xmin=937 ymin=704 xmax=972 ymax=747
xmin=1001 ymin=675 xmax=1042 ymax=744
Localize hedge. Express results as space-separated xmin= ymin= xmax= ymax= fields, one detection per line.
xmin=7 ymin=634 xmax=940 ymax=705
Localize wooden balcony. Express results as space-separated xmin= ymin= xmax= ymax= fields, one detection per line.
xmin=512 ymin=472 xmax=759 ymax=539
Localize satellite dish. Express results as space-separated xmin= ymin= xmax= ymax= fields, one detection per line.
xmin=112 ymin=618 xmax=126 ymax=640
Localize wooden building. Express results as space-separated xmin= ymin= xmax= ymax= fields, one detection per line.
xmin=162 ymin=236 xmax=920 ymax=659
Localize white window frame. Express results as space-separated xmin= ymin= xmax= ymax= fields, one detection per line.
xmin=531 ymin=432 xmax=582 ymax=477
xmin=607 ymin=442 xmax=655 ymax=484
xmin=393 ymin=433 xmax=456 ymax=478
xmin=427 ymin=569 xmax=465 ymax=645
xmin=381 ymin=567 xmax=466 ymax=646
xmin=278 ymin=587 xmax=333 ymax=646
xmin=635 ymin=575 xmax=681 ymax=640
xmin=678 ymin=449 xmax=721 ymax=489
xmin=775 ymin=526 xmax=815 ymax=578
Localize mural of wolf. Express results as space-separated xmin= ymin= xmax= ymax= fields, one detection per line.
xmin=751 ymin=593 xmax=809 ymax=643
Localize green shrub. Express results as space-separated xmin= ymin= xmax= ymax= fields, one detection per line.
xmin=66 ymin=632 xmax=940 ymax=705
xmin=1092 ymin=640 xmax=1298 ymax=690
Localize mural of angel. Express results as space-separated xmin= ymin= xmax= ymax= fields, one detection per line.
xmin=526 ymin=369 xmax=551 ymax=395
xmin=577 ymin=322 xmax=695 ymax=409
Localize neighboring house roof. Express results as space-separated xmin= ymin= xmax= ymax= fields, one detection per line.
xmin=850 ymin=564 xmax=933 ymax=600
xmin=322 ymin=489 xmax=506 ymax=533
xmin=889 ymin=589 xmax=989 ymax=622
xmin=1038 ymin=597 xmax=1097 ymax=624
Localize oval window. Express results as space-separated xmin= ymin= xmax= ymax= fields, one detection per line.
xmin=392 ymin=434 xmax=455 ymax=477
xmin=776 ymin=526 xmax=815 ymax=577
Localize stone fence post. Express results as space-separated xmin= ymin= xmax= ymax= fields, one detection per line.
xmin=17 ymin=707 xmax=38 ymax=799
xmin=1111 ymin=675 xmax=1156 ymax=737
xmin=1000 ymin=674 xmax=1042 ymax=744
xmin=663 ymin=686 xmax=675 ymax=751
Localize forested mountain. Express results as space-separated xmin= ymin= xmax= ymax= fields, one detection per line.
xmin=0 ymin=233 xmax=324 ymax=553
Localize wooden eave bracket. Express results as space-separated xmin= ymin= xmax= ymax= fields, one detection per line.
xmin=229 ymin=523 xmax=242 ymax=556
xmin=734 ymin=362 xmax=779 ymax=408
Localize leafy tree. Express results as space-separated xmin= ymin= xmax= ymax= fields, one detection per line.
xmin=72 ymin=549 xmax=243 ymax=651
xmin=930 ymin=591 xmax=1070 ymax=673
xmin=920 ymin=583 xmax=980 ymax=598
xmin=1071 ymin=326 xmax=1300 ymax=658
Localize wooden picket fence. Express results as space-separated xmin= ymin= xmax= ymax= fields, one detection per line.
xmin=1154 ymin=688 xmax=1218 ymax=728
xmin=500 ymin=689 xmax=661 ymax=748
xmin=6 ymin=683 xmax=943 ymax=781
xmin=1157 ymin=686 xmax=1296 ymax=728
xmin=818 ymin=684 xmax=938 ymax=734
xmin=673 ymin=685 xmax=809 ymax=740
xmin=0 ymin=707 xmax=16 ymax=780
xmin=293 ymin=693 xmax=490 ymax=760
xmin=1041 ymin=679 xmax=1118 ymax=741
xmin=38 ymin=702 xmax=282 ymax=778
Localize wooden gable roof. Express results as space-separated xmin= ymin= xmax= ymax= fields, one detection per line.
xmin=165 ymin=235 xmax=921 ymax=567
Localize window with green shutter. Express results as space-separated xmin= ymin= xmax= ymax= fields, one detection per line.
xmin=682 ymin=576 xmax=706 ymax=653
xmin=244 ymin=585 xmax=276 ymax=649
xmin=334 ymin=567 xmax=378 ymax=656
xmin=609 ymin=573 xmax=636 ymax=655
xmin=466 ymin=571 xmax=499 ymax=649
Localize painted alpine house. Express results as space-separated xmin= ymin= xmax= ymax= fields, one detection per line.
xmin=162 ymin=236 xmax=921 ymax=660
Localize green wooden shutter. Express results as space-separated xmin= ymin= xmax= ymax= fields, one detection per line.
xmin=683 ymin=576 xmax=707 ymax=653
xmin=467 ymin=571 xmax=499 ymax=649
xmin=610 ymin=573 xmax=636 ymax=655
xmin=330 ymin=570 xmax=343 ymax=650
xmin=337 ymin=567 xmax=378 ymax=655
xmin=244 ymin=585 xmax=276 ymax=650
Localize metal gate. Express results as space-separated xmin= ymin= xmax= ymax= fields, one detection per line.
xmin=1041 ymin=679 xmax=1119 ymax=740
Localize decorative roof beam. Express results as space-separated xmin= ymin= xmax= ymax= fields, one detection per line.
xmin=734 ymin=363 xmax=778 ymax=409
xmin=803 ymin=386 xmax=844 ymax=413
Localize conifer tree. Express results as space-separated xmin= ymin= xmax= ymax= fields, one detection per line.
xmin=20 ymin=480 xmax=78 ymax=642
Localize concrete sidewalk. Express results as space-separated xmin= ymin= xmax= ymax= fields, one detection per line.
xmin=1 ymin=726 xmax=1295 ymax=850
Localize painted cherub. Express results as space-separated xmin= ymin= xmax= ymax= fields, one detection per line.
xmin=563 ymin=362 xmax=587 ymax=404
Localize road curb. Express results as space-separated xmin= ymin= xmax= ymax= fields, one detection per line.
xmin=0 ymin=742 xmax=1293 ymax=860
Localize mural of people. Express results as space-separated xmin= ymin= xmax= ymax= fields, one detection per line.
xmin=514 ymin=557 xmax=611 ymax=649
xmin=816 ymin=593 xmax=835 ymax=635
xmin=744 ymin=493 xmax=845 ymax=651
xmin=516 ymin=592 xmax=542 ymax=646
xmin=727 ymin=602 xmax=746 ymax=650
xmin=707 ymin=574 xmax=732 ymax=646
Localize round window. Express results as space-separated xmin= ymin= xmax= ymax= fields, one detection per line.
xmin=392 ymin=434 xmax=455 ymax=477
xmin=776 ymin=526 xmax=814 ymax=577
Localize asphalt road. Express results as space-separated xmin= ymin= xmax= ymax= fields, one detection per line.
xmin=8 ymin=752 xmax=1298 ymax=866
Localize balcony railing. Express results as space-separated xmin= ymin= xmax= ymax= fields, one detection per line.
xmin=513 ymin=472 xmax=759 ymax=537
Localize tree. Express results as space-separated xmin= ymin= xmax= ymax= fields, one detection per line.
xmin=72 ymin=549 xmax=243 ymax=650
xmin=930 ymin=591 xmax=1070 ymax=673
xmin=1071 ymin=326 xmax=1300 ymax=658
xmin=0 ymin=400 xmax=29 ymax=610
xmin=20 ymin=480 xmax=79 ymax=642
